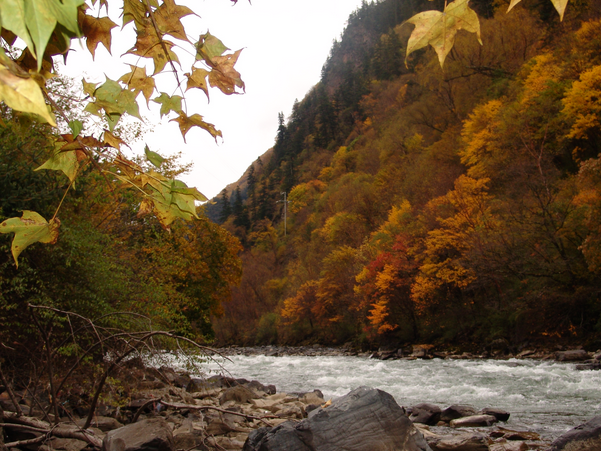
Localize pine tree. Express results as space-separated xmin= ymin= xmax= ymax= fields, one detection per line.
xmin=219 ymin=189 xmax=232 ymax=223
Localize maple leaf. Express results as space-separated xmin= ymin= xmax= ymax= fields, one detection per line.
xmin=185 ymin=67 xmax=210 ymax=100
xmin=0 ymin=211 xmax=60 ymax=267
xmin=208 ymin=49 xmax=245 ymax=95
xmin=35 ymin=145 xmax=80 ymax=182
xmin=0 ymin=53 xmax=56 ymax=125
xmin=145 ymin=145 xmax=164 ymax=168
xmin=118 ymin=65 xmax=156 ymax=105
xmin=405 ymin=0 xmax=482 ymax=68
xmin=152 ymin=92 xmax=182 ymax=117
xmin=80 ymin=10 xmax=117 ymax=58
xmin=196 ymin=32 xmax=229 ymax=62
xmin=103 ymin=130 xmax=128 ymax=150
xmin=122 ymin=0 xmax=147 ymax=27
xmin=154 ymin=0 xmax=195 ymax=42
xmin=507 ymin=0 xmax=568 ymax=20
xmin=170 ymin=112 xmax=222 ymax=142
xmin=127 ymin=25 xmax=180 ymax=74
xmin=85 ymin=78 xmax=141 ymax=129
xmin=2 ymin=0 xmax=84 ymax=70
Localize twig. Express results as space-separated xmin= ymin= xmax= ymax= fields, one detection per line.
xmin=0 ymin=366 xmax=23 ymax=417
xmin=161 ymin=401 xmax=276 ymax=427
xmin=4 ymin=435 xmax=47 ymax=448
xmin=132 ymin=398 xmax=160 ymax=423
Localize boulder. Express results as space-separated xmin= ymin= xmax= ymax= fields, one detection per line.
xmin=102 ymin=417 xmax=174 ymax=451
xmin=548 ymin=415 xmax=601 ymax=450
xmin=429 ymin=433 xmax=488 ymax=451
xmin=555 ymin=350 xmax=589 ymax=362
xmin=219 ymin=385 xmax=259 ymax=405
xmin=243 ymin=386 xmax=431 ymax=451
xmin=409 ymin=403 xmax=442 ymax=425
xmin=450 ymin=414 xmax=498 ymax=428
xmin=440 ymin=405 xmax=478 ymax=422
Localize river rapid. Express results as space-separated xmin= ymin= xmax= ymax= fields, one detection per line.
xmin=203 ymin=354 xmax=601 ymax=441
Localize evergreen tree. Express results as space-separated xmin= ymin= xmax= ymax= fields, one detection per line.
xmin=219 ymin=188 xmax=232 ymax=223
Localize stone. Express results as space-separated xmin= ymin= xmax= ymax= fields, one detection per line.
xmin=76 ymin=416 xmax=123 ymax=432
xmin=555 ymin=350 xmax=589 ymax=362
xmin=548 ymin=415 xmax=601 ymax=450
xmin=489 ymin=441 xmax=528 ymax=451
xmin=220 ymin=385 xmax=259 ymax=405
xmin=102 ymin=417 xmax=174 ymax=451
xmin=481 ymin=408 xmax=510 ymax=422
xmin=450 ymin=414 xmax=498 ymax=428
xmin=440 ymin=405 xmax=478 ymax=422
xmin=300 ymin=391 xmax=325 ymax=406
xmin=409 ymin=403 xmax=442 ymax=425
xmin=243 ymin=386 xmax=431 ymax=451
xmin=429 ymin=433 xmax=488 ymax=451
xmin=41 ymin=438 xmax=89 ymax=451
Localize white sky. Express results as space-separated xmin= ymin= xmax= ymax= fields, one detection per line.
xmin=60 ymin=0 xmax=366 ymax=199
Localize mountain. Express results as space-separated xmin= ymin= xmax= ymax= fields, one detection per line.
xmin=208 ymin=0 xmax=601 ymax=351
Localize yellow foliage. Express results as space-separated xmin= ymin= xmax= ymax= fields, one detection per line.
xmin=460 ymin=100 xmax=505 ymax=179
xmin=563 ymin=65 xmax=601 ymax=140
xmin=519 ymin=53 xmax=562 ymax=107
xmin=375 ymin=264 xmax=396 ymax=292
xmin=367 ymin=300 xmax=397 ymax=335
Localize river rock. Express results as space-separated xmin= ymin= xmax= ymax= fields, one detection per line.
xmin=102 ymin=417 xmax=174 ymax=451
xmin=440 ymin=405 xmax=478 ymax=422
xmin=481 ymin=408 xmax=510 ymax=422
xmin=489 ymin=441 xmax=528 ymax=451
xmin=547 ymin=415 xmax=601 ymax=450
xmin=450 ymin=414 xmax=498 ymax=427
xmin=243 ymin=386 xmax=431 ymax=451
xmin=220 ymin=385 xmax=260 ymax=405
xmin=429 ymin=432 xmax=488 ymax=451
xmin=409 ymin=403 xmax=442 ymax=425
xmin=555 ymin=350 xmax=589 ymax=362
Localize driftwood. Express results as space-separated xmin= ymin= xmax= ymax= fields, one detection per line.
xmin=2 ymin=412 xmax=103 ymax=449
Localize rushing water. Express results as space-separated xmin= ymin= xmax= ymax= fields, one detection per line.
xmin=201 ymin=354 xmax=601 ymax=441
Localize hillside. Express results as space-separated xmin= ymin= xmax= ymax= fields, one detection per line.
xmin=209 ymin=0 xmax=601 ymax=351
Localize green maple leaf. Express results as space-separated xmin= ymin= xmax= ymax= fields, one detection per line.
xmin=405 ymin=0 xmax=482 ymax=68
xmin=146 ymin=178 xmax=206 ymax=229
xmin=0 ymin=211 xmax=60 ymax=267
xmin=35 ymin=143 xmax=79 ymax=182
xmin=196 ymin=31 xmax=229 ymax=62
xmin=152 ymin=92 xmax=182 ymax=117
xmin=1 ymin=0 xmax=83 ymax=70
xmin=145 ymin=145 xmax=164 ymax=168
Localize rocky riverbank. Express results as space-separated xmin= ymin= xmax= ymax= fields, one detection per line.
xmin=2 ymin=362 xmax=600 ymax=451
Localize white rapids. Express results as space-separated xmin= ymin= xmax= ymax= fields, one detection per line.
xmin=200 ymin=354 xmax=601 ymax=441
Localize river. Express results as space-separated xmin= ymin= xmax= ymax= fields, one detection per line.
xmin=202 ymin=354 xmax=601 ymax=441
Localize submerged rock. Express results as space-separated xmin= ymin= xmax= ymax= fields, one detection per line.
xmin=243 ymin=386 xmax=431 ymax=451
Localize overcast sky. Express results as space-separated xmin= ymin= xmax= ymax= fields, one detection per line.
xmin=61 ymin=0 xmax=366 ymax=199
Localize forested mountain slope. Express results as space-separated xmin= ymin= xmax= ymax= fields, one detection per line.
xmin=211 ymin=0 xmax=601 ymax=350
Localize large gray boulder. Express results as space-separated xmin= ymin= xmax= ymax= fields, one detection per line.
xmin=243 ymin=386 xmax=431 ymax=451
xmin=547 ymin=415 xmax=601 ymax=450
xmin=103 ymin=417 xmax=174 ymax=451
